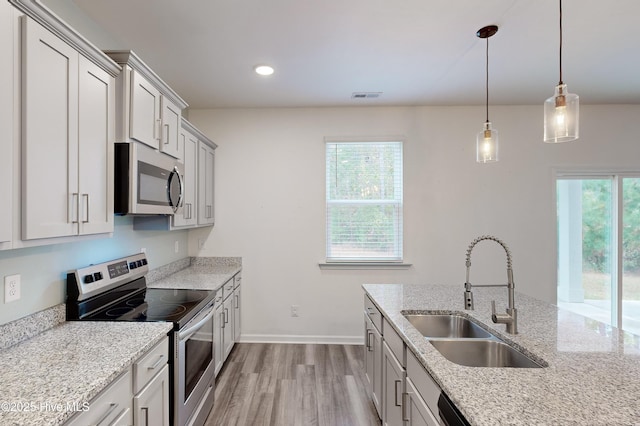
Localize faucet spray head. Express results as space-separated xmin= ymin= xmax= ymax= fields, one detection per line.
xmin=464 ymin=286 xmax=474 ymax=310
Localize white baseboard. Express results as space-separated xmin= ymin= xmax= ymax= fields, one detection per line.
xmin=238 ymin=334 xmax=364 ymax=345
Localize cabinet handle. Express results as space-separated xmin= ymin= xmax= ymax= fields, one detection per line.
xmin=402 ymin=392 xmax=410 ymax=421
xmin=82 ymin=194 xmax=89 ymax=223
xmin=224 ymin=308 xmax=229 ymax=324
xmin=394 ymin=380 xmax=402 ymax=407
xmin=70 ymin=193 xmax=79 ymax=224
xmin=155 ymin=119 xmax=161 ymax=141
xmin=147 ymin=354 xmax=165 ymax=370
xmin=366 ymin=307 xmax=376 ymax=315
xmin=366 ymin=331 xmax=373 ymax=351
xmin=96 ymin=402 xmax=119 ymax=426
xmin=163 ymin=123 xmax=169 ymax=145
xmin=107 ymin=407 xmax=129 ymax=426
xmin=235 ymin=294 xmax=239 ymax=309
xmin=221 ymin=311 xmax=226 ymax=329
xmin=141 ymin=407 xmax=149 ymax=426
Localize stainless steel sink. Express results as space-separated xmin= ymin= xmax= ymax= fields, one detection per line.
xmin=429 ymin=339 xmax=543 ymax=368
xmin=404 ymin=314 xmax=493 ymax=338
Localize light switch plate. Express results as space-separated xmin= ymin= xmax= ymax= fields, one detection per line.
xmin=5 ymin=274 xmax=21 ymax=303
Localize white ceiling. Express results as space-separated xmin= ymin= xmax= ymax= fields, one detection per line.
xmin=71 ymin=0 xmax=640 ymax=109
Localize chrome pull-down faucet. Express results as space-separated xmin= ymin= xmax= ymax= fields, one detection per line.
xmin=464 ymin=235 xmax=517 ymax=334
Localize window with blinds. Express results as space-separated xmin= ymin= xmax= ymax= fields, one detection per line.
xmin=325 ymin=141 xmax=403 ymax=261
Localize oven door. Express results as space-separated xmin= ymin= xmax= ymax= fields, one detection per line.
xmin=174 ymin=302 xmax=216 ymax=426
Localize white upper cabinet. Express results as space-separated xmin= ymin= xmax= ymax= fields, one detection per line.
xmin=105 ymin=50 xmax=188 ymax=159
xmin=22 ymin=16 xmax=80 ymax=240
xmin=77 ymin=55 xmax=115 ymax=235
xmin=198 ymin=141 xmax=216 ymax=226
xmin=173 ymin=122 xmax=198 ymax=228
xmin=14 ymin=0 xmax=120 ymax=242
xmin=21 ymin=16 xmax=116 ymax=240
xmin=161 ymin=97 xmax=182 ymax=158
xmin=130 ymin=69 xmax=161 ymax=149
xmin=0 ymin=0 xmax=14 ymax=249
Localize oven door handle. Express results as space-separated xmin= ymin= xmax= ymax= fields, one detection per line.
xmin=178 ymin=304 xmax=216 ymax=340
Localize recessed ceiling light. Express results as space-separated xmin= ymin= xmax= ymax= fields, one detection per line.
xmin=254 ymin=65 xmax=274 ymax=76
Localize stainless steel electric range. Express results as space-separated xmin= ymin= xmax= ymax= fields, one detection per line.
xmin=66 ymin=253 xmax=216 ymax=426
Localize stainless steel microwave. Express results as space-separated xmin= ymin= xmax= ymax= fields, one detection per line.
xmin=114 ymin=142 xmax=184 ymax=215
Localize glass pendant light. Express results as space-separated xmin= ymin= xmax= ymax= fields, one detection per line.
xmin=476 ymin=25 xmax=499 ymax=164
xmin=544 ymin=0 xmax=579 ymax=143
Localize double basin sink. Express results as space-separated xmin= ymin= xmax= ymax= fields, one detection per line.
xmin=404 ymin=314 xmax=544 ymax=368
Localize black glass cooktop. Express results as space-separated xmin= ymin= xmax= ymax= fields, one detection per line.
xmin=74 ymin=277 xmax=214 ymax=328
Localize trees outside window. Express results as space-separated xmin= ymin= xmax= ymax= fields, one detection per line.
xmin=557 ymin=174 xmax=640 ymax=335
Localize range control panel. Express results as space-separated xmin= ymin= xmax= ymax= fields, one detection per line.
xmin=68 ymin=253 xmax=149 ymax=301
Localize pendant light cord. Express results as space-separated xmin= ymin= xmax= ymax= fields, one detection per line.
xmin=485 ymin=36 xmax=490 ymax=124
xmin=559 ymin=0 xmax=563 ymax=84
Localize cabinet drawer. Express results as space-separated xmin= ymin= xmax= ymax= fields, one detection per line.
xmin=133 ymin=336 xmax=169 ymax=394
xmin=223 ymin=279 xmax=234 ymax=299
xmin=364 ymin=295 xmax=382 ymax=332
xmin=65 ymin=369 xmax=132 ymax=426
xmin=383 ymin=317 xmax=404 ymax=366
xmin=407 ymin=350 xmax=441 ymax=418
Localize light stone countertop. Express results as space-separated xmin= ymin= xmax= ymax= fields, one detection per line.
xmin=0 ymin=321 xmax=172 ymax=426
xmin=147 ymin=258 xmax=241 ymax=291
xmin=363 ymin=283 xmax=640 ymax=426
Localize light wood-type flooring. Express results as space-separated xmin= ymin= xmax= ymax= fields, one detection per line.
xmin=204 ymin=343 xmax=381 ymax=426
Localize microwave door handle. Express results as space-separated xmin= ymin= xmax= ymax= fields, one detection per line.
xmin=178 ymin=304 xmax=216 ymax=340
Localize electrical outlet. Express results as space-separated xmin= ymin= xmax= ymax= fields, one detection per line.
xmin=5 ymin=274 xmax=21 ymax=303
xmin=174 ymin=240 xmax=179 ymax=253
xmin=198 ymin=239 xmax=205 ymax=249
xmin=291 ymin=305 xmax=299 ymax=317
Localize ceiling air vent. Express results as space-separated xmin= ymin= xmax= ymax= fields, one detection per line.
xmin=351 ymin=92 xmax=382 ymax=99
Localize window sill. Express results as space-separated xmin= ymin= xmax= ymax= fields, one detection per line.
xmin=318 ymin=261 xmax=412 ymax=270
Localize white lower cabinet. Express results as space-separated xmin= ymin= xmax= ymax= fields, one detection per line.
xmin=133 ymin=337 xmax=170 ymax=426
xmin=233 ymin=279 xmax=241 ymax=343
xmin=213 ymin=291 xmax=224 ymax=376
xmin=405 ymin=378 xmax=439 ymax=426
xmin=382 ymin=341 xmax=405 ymax=426
xmin=364 ymin=312 xmax=383 ymax=417
xmin=364 ymin=295 xmax=446 ymax=426
xmin=65 ymin=337 xmax=169 ymax=426
xmin=65 ymin=369 xmax=132 ymax=426
xmin=133 ymin=364 xmax=170 ymax=426
xmin=214 ymin=274 xmax=242 ymax=377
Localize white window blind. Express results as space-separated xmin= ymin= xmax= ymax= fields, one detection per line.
xmin=326 ymin=141 xmax=403 ymax=261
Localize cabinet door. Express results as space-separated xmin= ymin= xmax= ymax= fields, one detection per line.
xmin=130 ymin=69 xmax=161 ymax=149
xmin=365 ymin=313 xmax=382 ymax=417
xmin=222 ymin=294 xmax=234 ymax=361
xmin=383 ymin=342 xmax=405 ymax=426
xmin=78 ymin=55 xmax=114 ymax=235
xmin=213 ymin=297 xmax=224 ymax=376
xmin=160 ymin=97 xmax=182 ymax=159
xmin=406 ymin=378 xmax=439 ymax=426
xmin=372 ymin=320 xmax=383 ymax=418
xmin=198 ymin=141 xmax=215 ymax=225
xmin=66 ymin=370 xmax=132 ymax=426
xmin=233 ymin=284 xmax=241 ymax=342
xmin=22 ymin=16 xmax=79 ymax=240
xmin=173 ymin=128 xmax=197 ymax=227
xmin=134 ymin=364 xmax=170 ymax=426
xmin=0 ymin=0 xmax=13 ymax=246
